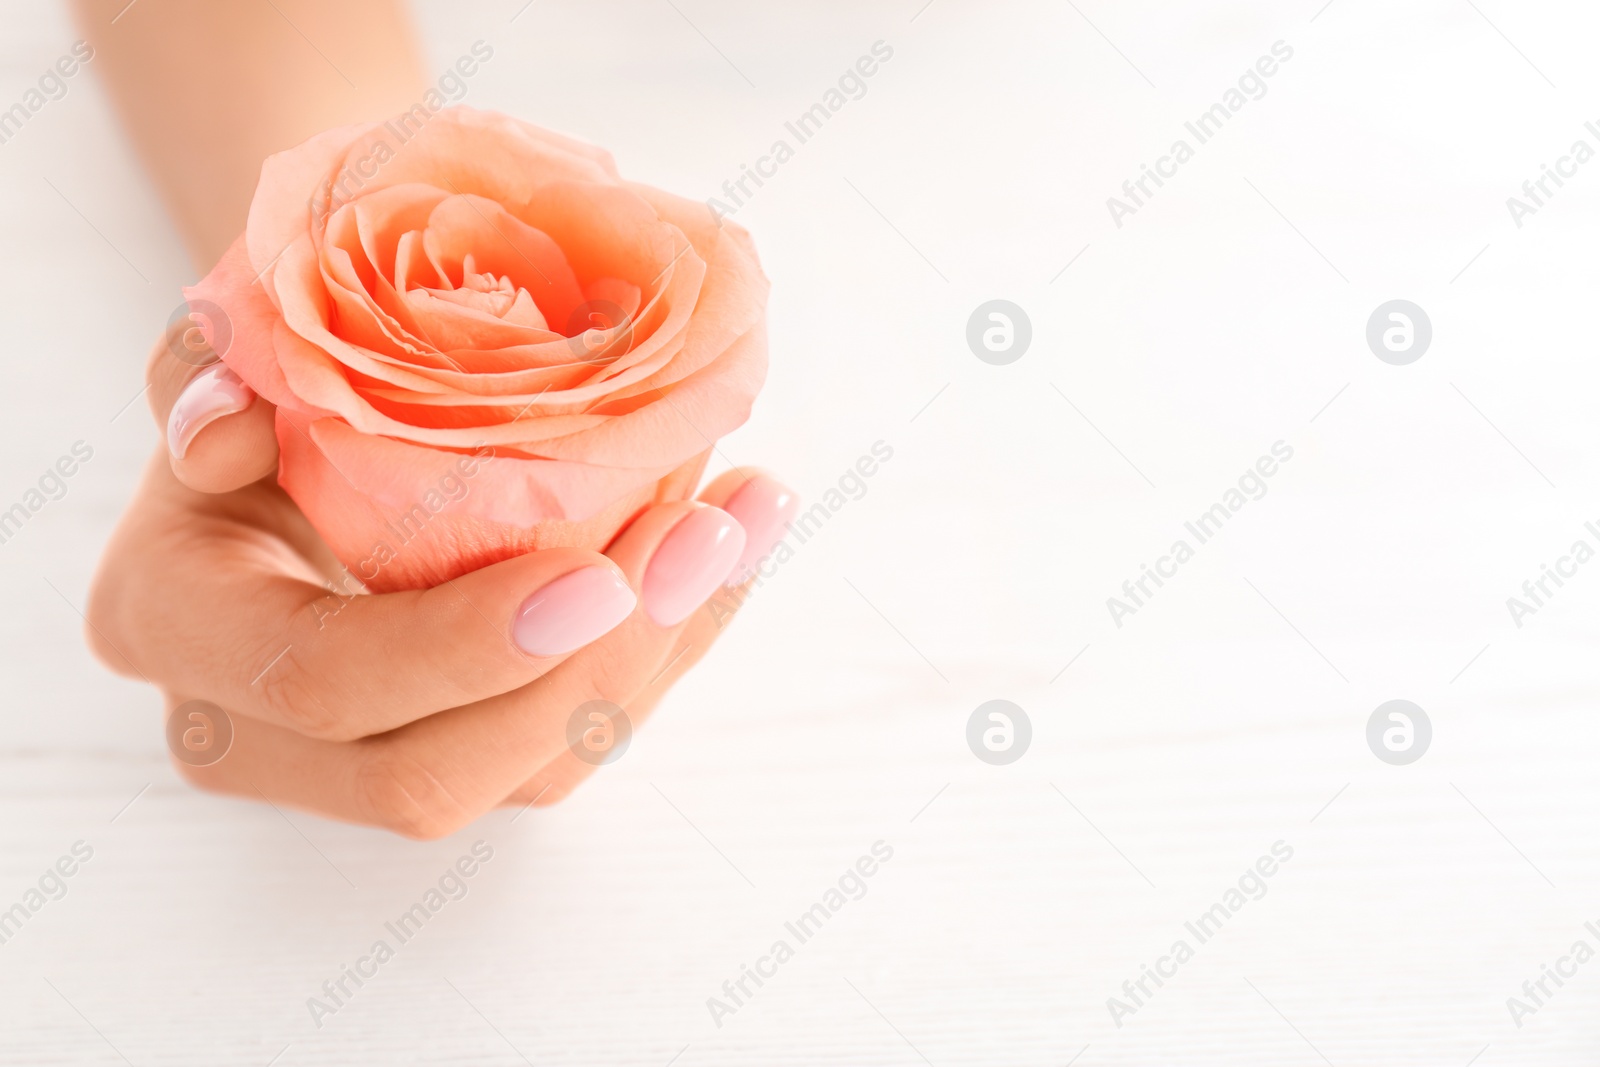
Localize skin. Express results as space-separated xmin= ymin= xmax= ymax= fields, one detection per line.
xmin=74 ymin=0 xmax=769 ymax=836
xmin=72 ymin=0 xmax=430 ymax=270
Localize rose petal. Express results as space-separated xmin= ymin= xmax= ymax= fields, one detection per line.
xmin=184 ymin=234 xmax=298 ymax=411
xmin=215 ymin=107 xmax=770 ymax=591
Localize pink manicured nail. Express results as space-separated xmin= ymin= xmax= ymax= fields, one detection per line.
xmin=721 ymin=475 xmax=799 ymax=586
xmin=512 ymin=566 xmax=637 ymax=657
xmin=643 ymin=506 xmax=746 ymax=626
xmin=167 ymin=364 xmax=253 ymax=459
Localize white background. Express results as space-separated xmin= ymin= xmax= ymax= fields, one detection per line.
xmin=1 ymin=0 xmax=1598 ymax=1063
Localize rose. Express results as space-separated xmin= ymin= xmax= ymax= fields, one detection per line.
xmin=185 ymin=106 xmax=767 ymax=592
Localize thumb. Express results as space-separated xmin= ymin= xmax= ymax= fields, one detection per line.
xmin=148 ymin=318 xmax=279 ymax=493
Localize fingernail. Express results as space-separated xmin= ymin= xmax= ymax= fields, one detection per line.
xmin=721 ymin=475 xmax=800 ymax=586
xmin=643 ymin=506 xmax=746 ymax=626
xmin=167 ymin=364 xmax=253 ymax=459
xmin=512 ymin=566 xmax=637 ymax=657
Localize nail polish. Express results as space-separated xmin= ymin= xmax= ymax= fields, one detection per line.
xmin=721 ymin=476 xmax=799 ymax=586
xmin=167 ymin=363 xmax=253 ymax=459
xmin=513 ymin=566 xmax=637 ymax=657
xmin=643 ymin=506 xmax=746 ymax=626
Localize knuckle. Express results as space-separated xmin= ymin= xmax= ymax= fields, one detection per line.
xmin=356 ymin=749 xmax=468 ymax=840
xmin=83 ymin=562 xmax=144 ymax=679
xmin=254 ymin=656 xmax=350 ymax=741
xmin=83 ymin=585 xmax=126 ymax=672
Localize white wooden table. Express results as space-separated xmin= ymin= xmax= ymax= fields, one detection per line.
xmin=1 ymin=1 xmax=1597 ymax=1062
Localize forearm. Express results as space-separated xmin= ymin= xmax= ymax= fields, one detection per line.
xmin=70 ymin=0 xmax=427 ymax=271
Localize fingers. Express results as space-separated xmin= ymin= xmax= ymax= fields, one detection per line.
xmin=502 ymin=470 xmax=796 ymax=810
xmin=147 ymin=323 xmax=279 ymax=493
xmin=369 ymin=500 xmax=744 ymax=812
xmin=169 ymin=498 xmax=744 ymax=836
xmin=99 ymin=473 xmax=639 ymax=741
xmin=694 ymin=467 xmax=799 ymax=587
xmin=162 ymin=468 xmax=796 ymax=836
xmin=503 ymin=587 xmax=740 ymax=810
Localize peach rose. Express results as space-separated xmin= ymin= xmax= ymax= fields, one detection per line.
xmin=185 ymin=105 xmax=767 ymax=592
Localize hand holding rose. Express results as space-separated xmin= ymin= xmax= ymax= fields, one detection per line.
xmin=88 ymin=332 xmax=796 ymax=835
xmin=87 ymin=106 xmax=793 ymax=834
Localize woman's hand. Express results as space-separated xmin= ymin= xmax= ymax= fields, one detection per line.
xmin=85 ymin=332 xmax=796 ymax=837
